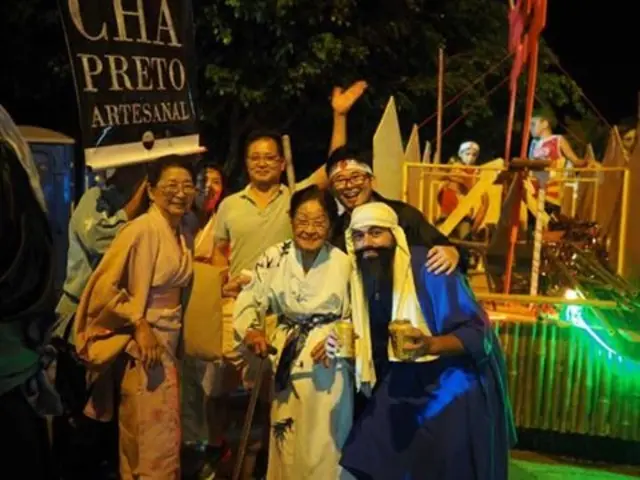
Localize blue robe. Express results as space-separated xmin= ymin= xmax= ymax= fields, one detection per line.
xmin=340 ymin=245 xmax=516 ymax=480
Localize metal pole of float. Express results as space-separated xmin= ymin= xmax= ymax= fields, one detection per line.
xmin=435 ymin=47 xmax=444 ymax=165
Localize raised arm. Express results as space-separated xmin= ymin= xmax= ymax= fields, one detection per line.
xmin=329 ymin=81 xmax=367 ymax=155
xmin=295 ymin=81 xmax=368 ymax=192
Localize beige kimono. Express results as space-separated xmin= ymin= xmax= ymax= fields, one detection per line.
xmin=74 ymin=205 xmax=193 ymax=480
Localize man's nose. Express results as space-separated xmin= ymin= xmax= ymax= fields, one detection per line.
xmin=362 ymin=234 xmax=375 ymax=247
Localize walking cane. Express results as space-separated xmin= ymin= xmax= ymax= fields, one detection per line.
xmin=232 ymin=345 xmax=277 ymax=480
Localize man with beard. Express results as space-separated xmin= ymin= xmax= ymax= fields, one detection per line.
xmin=0 ymin=106 xmax=61 ymax=479
xmin=327 ymin=83 xmax=464 ymax=274
xmin=333 ymin=202 xmax=515 ymax=480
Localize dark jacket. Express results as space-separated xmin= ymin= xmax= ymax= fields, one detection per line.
xmin=330 ymin=191 xmax=469 ymax=270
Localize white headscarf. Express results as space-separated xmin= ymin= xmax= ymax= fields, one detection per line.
xmin=345 ymin=202 xmax=437 ymax=394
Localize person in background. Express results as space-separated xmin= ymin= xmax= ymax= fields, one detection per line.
xmin=193 ymin=161 xmax=227 ymax=263
xmin=337 ymin=202 xmax=515 ymax=480
xmin=0 ymin=105 xmax=61 ymax=480
xmin=181 ymin=160 xmax=234 ymax=479
xmin=528 ymin=112 xmax=589 ymax=216
xmin=51 ymin=162 xmax=148 ymax=478
xmin=327 ymin=82 xmax=465 ymax=274
xmin=73 ymin=156 xmax=196 ymax=480
xmin=237 ymin=185 xmax=353 ymax=479
xmin=436 ymin=141 xmax=489 ymax=240
xmin=619 ymin=121 xmax=637 ymax=159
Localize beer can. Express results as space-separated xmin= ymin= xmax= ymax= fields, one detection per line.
xmin=389 ymin=319 xmax=414 ymax=361
xmin=334 ymin=320 xmax=354 ymax=359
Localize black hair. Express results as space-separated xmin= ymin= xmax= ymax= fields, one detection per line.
xmin=532 ymin=109 xmax=557 ymax=129
xmin=618 ymin=119 xmax=637 ymax=137
xmin=244 ymin=129 xmax=284 ymax=158
xmin=194 ymin=160 xmax=227 ymax=211
xmin=289 ymin=185 xmax=338 ymax=225
xmin=147 ymin=154 xmax=196 ymax=187
xmin=325 ymin=145 xmax=373 ymax=177
xmin=195 ymin=160 xmax=224 ymax=178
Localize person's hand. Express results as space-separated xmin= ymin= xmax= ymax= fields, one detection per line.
xmin=331 ymin=81 xmax=368 ymax=116
xmin=222 ymin=273 xmax=252 ymax=298
xmin=133 ymin=318 xmax=163 ymax=368
xmin=402 ymin=327 xmax=433 ymax=357
xmin=244 ymin=329 xmax=269 ymax=357
xmin=311 ymin=331 xmax=339 ymax=367
xmin=426 ymin=246 xmax=459 ymax=275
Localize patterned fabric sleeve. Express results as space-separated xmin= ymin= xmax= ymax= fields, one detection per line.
xmin=233 ymin=241 xmax=290 ymax=342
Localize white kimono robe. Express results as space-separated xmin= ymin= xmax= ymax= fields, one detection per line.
xmin=234 ymin=240 xmax=353 ymax=480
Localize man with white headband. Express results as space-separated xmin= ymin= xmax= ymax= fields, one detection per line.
xmin=335 ymin=202 xmax=515 ymax=480
xmin=326 ymin=83 xmax=464 ymax=273
xmin=326 ymin=146 xmax=465 ymax=274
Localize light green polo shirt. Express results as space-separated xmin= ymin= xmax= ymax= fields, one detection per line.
xmin=214 ymin=185 xmax=293 ymax=277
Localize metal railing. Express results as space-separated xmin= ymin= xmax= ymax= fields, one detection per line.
xmin=402 ymin=162 xmax=630 ymax=276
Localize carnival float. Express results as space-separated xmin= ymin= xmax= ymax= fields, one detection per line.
xmin=369 ymin=0 xmax=640 ymax=449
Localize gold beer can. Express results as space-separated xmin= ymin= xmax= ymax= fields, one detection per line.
xmin=389 ymin=319 xmax=414 ymax=361
xmin=334 ymin=320 xmax=354 ymax=359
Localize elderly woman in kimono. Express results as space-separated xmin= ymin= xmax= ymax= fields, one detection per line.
xmin=235 ymin=185 xmax=353 ymax=480
xmin=74 ymin=155 xmax=196 ymax=480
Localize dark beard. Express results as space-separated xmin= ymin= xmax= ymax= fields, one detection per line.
xmin=356 ymin=247 xmax=395 ymax=299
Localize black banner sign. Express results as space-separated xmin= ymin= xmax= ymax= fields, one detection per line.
xmin=58 ymin=0 xmax=202 ymax=169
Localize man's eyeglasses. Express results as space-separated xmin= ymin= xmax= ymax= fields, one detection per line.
xmin=247 ymin=154 xmax=281 ymax=165
xmin=332 ymin=173 xmax=369 ymax=189
xmin=159 ymin=183 xmax=196 ymax=196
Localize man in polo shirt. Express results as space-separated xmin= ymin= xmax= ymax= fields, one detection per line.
xmin=213 ymin=130 xmax=329 ymax=282
xmin=209 ymin=128 xmax=333 ymax=478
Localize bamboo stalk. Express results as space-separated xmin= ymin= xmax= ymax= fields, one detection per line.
xmin=529 ymin=183 xmax=546 ymax=296
xmin=617 ymin=167 xmax=631 ymax=275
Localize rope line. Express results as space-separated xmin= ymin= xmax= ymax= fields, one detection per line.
xmin=551 ymin=55 xmax=612 ymax=128
xmin=434 ymin=76 xmax=510 ymax=141
xmin=418 ymin=52 xmax=513 ymax=129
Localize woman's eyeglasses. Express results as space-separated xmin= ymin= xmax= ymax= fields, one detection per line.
xmin=158 ymin=183 xmax=196 ymax=196
xmin=293 ymin=218 xmax=328 ymax=231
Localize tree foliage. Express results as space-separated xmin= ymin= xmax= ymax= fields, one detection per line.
xmin=0 ymin=0 xmax=605 ymax=188
xmin=193 ymin=0 xmax=597 ymax=185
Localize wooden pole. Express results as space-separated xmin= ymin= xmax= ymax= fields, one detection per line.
xmin=435 ymin=47 xmax=444 ymax=164
xmin=281 ymin=135 xmax=296 ymax=194
xmin=504 ymin=82 xmax=518 ymax=166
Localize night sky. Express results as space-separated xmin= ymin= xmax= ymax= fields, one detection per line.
xmin=545 ymin=2 xmax=637 ymax=123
